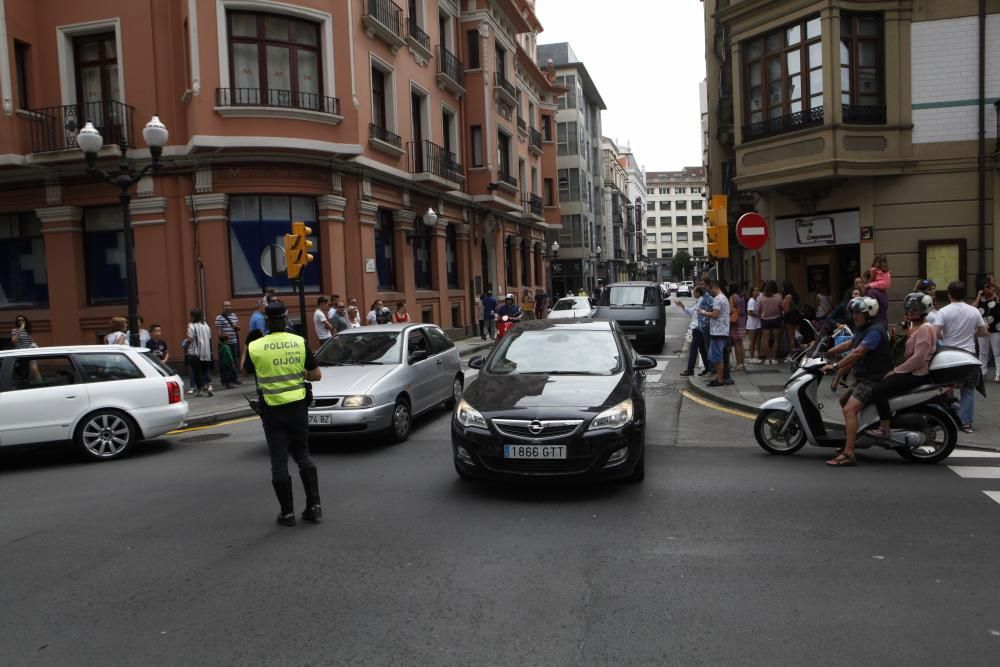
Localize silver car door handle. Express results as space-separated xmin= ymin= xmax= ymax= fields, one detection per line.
xmin=65 ymin=395 xmax=77 ymax=399
xmin=436 ymin=360 xmax=443 ymax=365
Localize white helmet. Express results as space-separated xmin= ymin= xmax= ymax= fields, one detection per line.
xmin=505 ymin=293 xmax=515 ymax=300
xmin=847 ymin=296 xmax=879 ymax=319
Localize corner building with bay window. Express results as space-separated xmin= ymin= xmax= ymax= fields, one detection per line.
xmin=0 ymin=0 xmax=562 ymax=348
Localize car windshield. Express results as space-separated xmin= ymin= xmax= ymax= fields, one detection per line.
xmin=552 ymin=299 xmax=586 ymax=311
xmin=598 ymin=286 xmax=659 ymax=307
xmin=315 ymin=332 xmax=402 ymax=365
xmin=486 ymin=329 xmax=622 ymax=375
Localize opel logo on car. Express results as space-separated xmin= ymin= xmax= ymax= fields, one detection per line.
xmin=528 ymin=420 xmax=545 ymax=435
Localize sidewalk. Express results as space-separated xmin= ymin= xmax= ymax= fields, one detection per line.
xmin=180 ymin=335 xmax=495 ymax=428
xmin=685 ymin=355 xmax=1000 ymax=451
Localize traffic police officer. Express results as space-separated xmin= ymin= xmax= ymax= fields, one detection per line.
xmin=245 ymin=300 xmax=322 ymax=526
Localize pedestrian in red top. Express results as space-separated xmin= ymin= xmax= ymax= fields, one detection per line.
xmin=392 ymin=302 xmax=411 ymax=323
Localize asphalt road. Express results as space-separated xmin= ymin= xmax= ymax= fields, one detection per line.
xmin=3 ymin=310 xmax=1000 ymax=665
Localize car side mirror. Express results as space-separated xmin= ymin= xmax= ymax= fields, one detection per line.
xmin=662 ymin=298 xmax=671 ymax=306
xmin=468 ymin=355 xmax=485 ymax=370
xmin=409 ymin=349 xmax=429 ymax=364
xmin=634 ymin=356 xmax=657 ymax=370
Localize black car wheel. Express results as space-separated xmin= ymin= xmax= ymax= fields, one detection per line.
xmin=388 ymin=398 xmax=412 ymax=443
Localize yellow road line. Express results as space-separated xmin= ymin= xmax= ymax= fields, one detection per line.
xmin=167 ymin=415 xmax=260 ymax=435
xmin=680 ymin=389 xmax=757 ymax=421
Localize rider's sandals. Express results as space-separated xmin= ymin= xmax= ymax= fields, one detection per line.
xmin=826 ymin=452 xmax=857 ymax=466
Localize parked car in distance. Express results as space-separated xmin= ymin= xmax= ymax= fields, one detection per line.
xmin=547 ymin=296 xmax=597 ymax=320
xmin=0 ymin=345 xmax=188 ymax=460
xmin=593 ymin=281 xmax=669 ymax=352
xmin=309 ymin=324 xmax=463 ymax=443
xmin=453 ymin=319 xmax=655 ymax=483
xmin=675 ymin=284 xmax=692 ymax=297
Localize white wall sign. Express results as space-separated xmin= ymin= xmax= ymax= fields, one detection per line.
xmin=364 ymin=258 xmax=375 ymax=273
xmin=774 ymin=210 xmax=861 ymax=250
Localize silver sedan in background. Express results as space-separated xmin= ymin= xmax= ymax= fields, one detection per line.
xmin=546 ymin=296 xmax=597 ymax=320
xmin=308 ymin=324 xmax=463 ymax=443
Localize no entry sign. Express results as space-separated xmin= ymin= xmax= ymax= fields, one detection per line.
xmin=736 ymin=212 xmax=770 ymax=251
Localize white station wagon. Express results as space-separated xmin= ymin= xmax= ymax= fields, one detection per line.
xmin=0 ymin=345 xmax=189 ymax=460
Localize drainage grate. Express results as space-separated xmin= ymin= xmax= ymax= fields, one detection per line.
xmin=180 ymin=433 xmax=230 ymax=443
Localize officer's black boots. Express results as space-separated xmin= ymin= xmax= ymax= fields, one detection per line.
xmin=272 ymin=478 xmax=296 ymax=527
xmin=299 ymin=467 xmax=322 ymax=523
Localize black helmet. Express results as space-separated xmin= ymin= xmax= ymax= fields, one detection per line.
xmin=265 ymin=299 xmax=288 ymax=319
xmin=903 ymin=291 xmax=933 ymax=317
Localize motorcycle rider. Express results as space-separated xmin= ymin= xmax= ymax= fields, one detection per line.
xmin=495 ymin=293 xmax=523 ymax=321
xmin=820 ymin=296 xmax=892 ymax=466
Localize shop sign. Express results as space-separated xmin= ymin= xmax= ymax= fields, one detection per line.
xmin=365 ymin=258 xmax=375 ymax=273
xmin=774 ymin=209 xmax=861 ymax=250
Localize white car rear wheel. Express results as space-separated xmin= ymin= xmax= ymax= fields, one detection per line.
xmin=76 ymin=410 xmax=137 ymax=461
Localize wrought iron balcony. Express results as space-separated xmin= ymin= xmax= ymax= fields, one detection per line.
xmin=370 ymin=122 xmax=402 ymax=148
xmin=406 ymin=17 xmax=430 ymax=51
xmin=529 ymin=127 xmax=542 ymax=153
xmin=407 ymin=139 xmax=463 ymax=183
xmin=498 ymin=171 xmax=518 ymax=189
xmin=435 ymin=45 xmax=465 ymax=96
xmin=493 ymin=73 xmax=516 ymax=107
xmin=742 ymin=105 xmax=824 ymax=142
xmin=216 ymin=88 xmax=340 ymax=115
xmin=26 ymin=100 xmax=134 ymax=153
xmin=842 ymin=103 xmax=886 ymax=125
xmin=516 ymin=116 xmax=527 ymax=134
xmin=362 ymin=0 xmax=405 ymax=50
xmin=523 ymin=194 xmax=543 ymax=216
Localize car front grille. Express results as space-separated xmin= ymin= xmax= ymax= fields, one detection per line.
xmin=491 ymin=419 xmax=583 ymax=441
xmin=312 ymin=397 xmax=341 ymax=408
xmin=618 ymin=320 xmax=649 ymax=327
xmin=480 ymin=457 xmax=593 ymax=474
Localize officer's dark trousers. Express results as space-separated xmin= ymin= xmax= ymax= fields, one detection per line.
xmin=261 ymin=400 xmax=315 ymax=481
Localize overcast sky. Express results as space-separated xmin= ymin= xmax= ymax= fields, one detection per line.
xmin=534 ymin=0 xmax=706 ymax=172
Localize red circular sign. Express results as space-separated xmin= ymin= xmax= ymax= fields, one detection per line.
xmin=736 ymin=212 xmax=770 ymax=250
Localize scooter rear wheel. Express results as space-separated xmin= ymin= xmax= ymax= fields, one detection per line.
xmin=893 ymin=405 xmax=957 ymax=463
xmin=754 ymin=409 xmax=806 ymax=455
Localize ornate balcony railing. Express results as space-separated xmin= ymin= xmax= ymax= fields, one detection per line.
xmin=436 ymin=45 xmax=464 ymax=88
xmin=406 ymin=17 xmax=430 ymax=50
xmin=364 ymin=0 xmax=403 ymax=39
xmin=523 ymin=194 xmax=543 ymax=216
xmin=529 ymin=127 xmax=542 ymax=150
xmin=517 ymin=116 xmax=527 ymax=133
xmin=407 ymin=139 xmax=462 ymax=181
xmin=498 ymin=171 xmax=518 ymax=188
xmin=370 ymin=122 xmax=402 ymax=148
xmin=26 ymin=100 xmax=134 ymax=153
xmin=742 ymin=105 xmax=824 ymax=141
xmin=842 ymin=103 xmax=886 ymax=125
xmin=216 ymin=87 xmax=340 ymax=115
xmin=494 ymin=73 xmax=515 ymax=99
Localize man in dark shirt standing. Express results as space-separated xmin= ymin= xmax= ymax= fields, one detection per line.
xmin=481 ymin=291 xmax=498 ymax=340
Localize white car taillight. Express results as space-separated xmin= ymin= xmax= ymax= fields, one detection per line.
xmin=167 ymin=380 xmax=182 ymax=404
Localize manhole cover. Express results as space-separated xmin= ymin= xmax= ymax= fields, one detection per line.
xmin=180 ymin=433 xmax=230 ymax=443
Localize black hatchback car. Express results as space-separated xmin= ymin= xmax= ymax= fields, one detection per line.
xmin=452 ymin=319 xmax=656 ymax=482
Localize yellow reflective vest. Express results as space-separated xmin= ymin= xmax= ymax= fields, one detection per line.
xmin=248 ymin=331 xmax=307 ymax=406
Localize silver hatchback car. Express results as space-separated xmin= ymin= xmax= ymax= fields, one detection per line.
xmin=308 ymin=324 xmax=463 ymax=442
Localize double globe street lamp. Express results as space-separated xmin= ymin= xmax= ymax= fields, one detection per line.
xmin=77 ymin=116 xmax=169 ymax=348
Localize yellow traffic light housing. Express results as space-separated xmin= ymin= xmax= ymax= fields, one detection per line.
xmin=285 ymin=221 xmax=314 ymax=279
xmin=706 ymin=195 xmax=729 ymax=260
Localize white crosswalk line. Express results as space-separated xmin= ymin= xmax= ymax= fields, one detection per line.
xmin=984 ymin=491 xmax=1000 ymax=505
xmin=947 ymin=466 xmax=1000 ymax=479
xmin=645 ymin=373 xmax=662 ymax=384
xmin=950 ymin=449 xmax=1000 ymax=459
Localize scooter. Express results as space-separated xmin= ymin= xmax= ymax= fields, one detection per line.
xmin=754 ymin=337 xmax=980 ymax=463
xmin=496 ymin=315 xmax=516 ymax=341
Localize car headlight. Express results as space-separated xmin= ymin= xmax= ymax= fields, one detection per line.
xmin=341 ymin=395 xmax=374 ymax=408
xmin=455 ymin=399 xmax=487 ymax=428
xmin=644 ymin=319 xmax=654 ymax=326
xmin=589 ymin=399 xmax=634 ymax=431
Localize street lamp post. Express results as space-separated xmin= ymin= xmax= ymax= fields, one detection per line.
xmin=548 ymin=240 xmax=559 ymax=295
xmin=78 ymin=116 xmax=169 ymax=348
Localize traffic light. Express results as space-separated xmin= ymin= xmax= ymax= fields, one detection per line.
xmin=284 ymin=221 xmax=314 ymax=279
xmin=706 ymin=194 xmax=729 ymax=259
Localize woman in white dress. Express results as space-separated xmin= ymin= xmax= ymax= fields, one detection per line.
xmin=185 ymin=309 xmax=214 ymax=397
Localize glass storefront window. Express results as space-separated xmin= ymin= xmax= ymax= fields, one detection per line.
xmin=0 ymin=213 xmax=48 ymax=308
xmin=83 ymin=206 xmax=126 ymax=304
xmin=229 ymin=195 xmax=319 ymax=296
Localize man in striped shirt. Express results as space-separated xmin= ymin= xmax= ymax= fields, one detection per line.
xmin=215 ymin=301 xmax=242 ymax=386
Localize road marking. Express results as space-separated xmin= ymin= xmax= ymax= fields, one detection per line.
xmin=950 ymin=449 xmax=1000 ymax=459
xmin=984 ymin=491 xmax=1000 ymax=505
xmin=680 ymin=389 xmax=756 ymax=421
xmin=645 ymin=373 xmax=662 ymax=384
xmin=947 ymin=466 xmax=1000 ymax=479
xmin=167 ymin=416 xmax=260 ymax=435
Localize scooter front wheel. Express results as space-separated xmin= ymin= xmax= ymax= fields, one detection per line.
xmin=754 ymin=409 xmax=806 ymax=455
